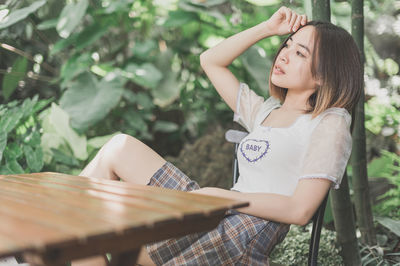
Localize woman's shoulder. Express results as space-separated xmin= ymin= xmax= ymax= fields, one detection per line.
xmin=318 ymin=107 xmax=352 ymax=126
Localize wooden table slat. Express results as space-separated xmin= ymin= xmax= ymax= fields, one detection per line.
xmin=21 ymin=172 xmax=248 ymax=209
xmin=0 ymin=212 xmax=77 ymax=250
xmin=0 ymin=193 xmax=120 ymax=238
xmin=0 ymin=177 xmax=195 ymax=218
xmin=0 ymin=235 xmax=28 ymax=258
xmin=0 ymin=179 xmax=179 ymax=228
xmin=1 ymin=176 xmax=224 ymax=218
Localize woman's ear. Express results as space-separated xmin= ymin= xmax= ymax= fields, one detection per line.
xmin=314 ymin=76 xmax=322 ymax=87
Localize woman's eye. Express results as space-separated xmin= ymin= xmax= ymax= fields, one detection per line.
xmin=296 ymin=51 xmax=305 ymax=57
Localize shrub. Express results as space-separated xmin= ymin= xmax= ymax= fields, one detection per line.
xmin=270 ymin=224 xmax=343 ymax=266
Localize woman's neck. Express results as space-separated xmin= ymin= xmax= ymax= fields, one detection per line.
xmin=280 ymin=91 xmax=313 ymax=113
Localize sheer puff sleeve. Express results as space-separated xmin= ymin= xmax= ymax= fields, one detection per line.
xmin=298 ymin=109 xmax=352 ymax=189
xmin=233 ymin=83 xmax=279 ymax=132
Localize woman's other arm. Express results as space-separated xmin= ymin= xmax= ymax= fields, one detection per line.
xmin=200 ymin=7 xmax=307 ymax=112
xmin=192 ymin=179 xmax=330 ymax=226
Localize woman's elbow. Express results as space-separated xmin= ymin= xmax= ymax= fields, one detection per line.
xmin=292 ymin=208 xmax=314 ymax=226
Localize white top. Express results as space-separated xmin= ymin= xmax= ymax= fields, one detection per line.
xmin=231 ymin=83 xmax=352 ymax=196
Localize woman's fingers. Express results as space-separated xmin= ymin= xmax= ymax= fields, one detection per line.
xmin=293 ymin=15 xmax=303 ymax=32
xmin=269 ymin=6 xmax=307 ymax=35
xmin=301 ymin=14 xmax=308 ymax=25
xmin=283 ymin=6 xmax=292 ymax=24
xmin=289 ymin=13 xmax=298 ymax=31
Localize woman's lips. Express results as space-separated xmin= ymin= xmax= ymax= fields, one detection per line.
xmin=273 ymin=65 xmax=285 ymax=75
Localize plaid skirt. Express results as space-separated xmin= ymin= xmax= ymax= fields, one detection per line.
xmin=146 ymin=162 xmax=290 ymax=266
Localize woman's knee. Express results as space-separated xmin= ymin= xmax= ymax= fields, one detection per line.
xmin=100 ymin=134 xmax=138 ymax=163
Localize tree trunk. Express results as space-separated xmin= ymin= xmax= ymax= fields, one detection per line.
xmin=310 ymin=1 xmax=361 ymax=265
xmin=311 ymin=0 xmax=330 ymax=21
xmin=350 ymin=0 xmax=377 ymax=246
xmin=330 ymin=172 xmax=362 ymax=265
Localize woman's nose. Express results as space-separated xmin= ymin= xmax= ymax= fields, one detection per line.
xmin=279 ymin=51 xmax=288 ymax=63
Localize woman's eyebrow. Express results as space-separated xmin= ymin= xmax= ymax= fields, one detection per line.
xmin=288 ymin=37 xmax=311 ymax=54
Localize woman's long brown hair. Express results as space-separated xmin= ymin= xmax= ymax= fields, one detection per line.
xmin=269 ymin=21 xmax=363 ymax=120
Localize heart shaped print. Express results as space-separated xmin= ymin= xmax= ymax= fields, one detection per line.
xmin=240 ymin=139 xmax=270 ymax=163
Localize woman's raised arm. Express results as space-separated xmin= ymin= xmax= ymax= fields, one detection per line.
xmin=199 ymin=6 xmax=307 ymax=112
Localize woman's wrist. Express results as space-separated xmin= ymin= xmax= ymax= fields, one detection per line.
xmin=259 ymin=20 xmax=277 ymax=38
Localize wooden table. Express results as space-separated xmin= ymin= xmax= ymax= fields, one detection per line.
xmin=0 ymin=172 xmax=248 ymax=266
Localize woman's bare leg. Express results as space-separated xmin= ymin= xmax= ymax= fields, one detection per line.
xmin=80 ymin=133 xmax=166 ymax=184
xmin=71 ymin=255 xmax=108 ymax=266
xmin=71 ymin=250 xmax=154 ymax=266
xmin=72 ymin=134 xmax=163 ymax=266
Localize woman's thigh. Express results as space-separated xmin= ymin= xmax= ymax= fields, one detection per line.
xmin=82 ymin=134 xmax=166 ymax=185
xmin=107 ymin=134 xmax=166 ymax=184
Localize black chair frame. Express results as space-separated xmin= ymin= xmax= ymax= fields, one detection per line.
xmin=225 ymin=130 xmax=328 ymax=266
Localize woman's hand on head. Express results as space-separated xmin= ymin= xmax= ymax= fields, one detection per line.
xmin=266 ymin=6 xmax=307 ymax=36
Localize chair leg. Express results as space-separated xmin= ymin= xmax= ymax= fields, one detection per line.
xmin=308 ymin=194 xmax=329 ymax=266
xmin=109 ymin=249 xmax=140 ymax=266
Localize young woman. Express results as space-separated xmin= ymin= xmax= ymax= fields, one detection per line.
xmin=73 ymin=6 xmax=362 ymax=266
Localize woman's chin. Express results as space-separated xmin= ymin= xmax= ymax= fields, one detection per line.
xmin=270 ymin=77 xmax=287 ymax=89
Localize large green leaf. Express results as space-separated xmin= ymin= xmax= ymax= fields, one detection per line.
xmin=0 ymin=108 xmax=24 ymax=134
xmin=376 ymin=217 xmax=400 ymax=237
xmin=60 ymin=53 xmax=93 ymax=85
xmin=56 ymin=0 xmax=89 ymax=38
xmin=74 ymin=21 xmax=111 ymax=52
xmin=135 ymin=92 xmax=154 ymax=110
xmin=102 ymin=0 xmax=134 ymax=14
xmin=0 ymin=132 xmax=7 ymax=163
xmin=37 ymin=18 xmax=58 ymax=30
xmin=50 ymin=148 xmax=79 ymax=167
xmin=241 ymin=45 xmax=271 ymax=94
xmin=41 ymin=103 xmax=87 ymax=160
xmin=40 ymin=132 xmax=65 ymax=164
xmin=367 ymin=155 xmax=393 ymax=178
xmin=153 ymin=121 xmax=179 ymax=133
xmin=20 ymin=95 xmax=38 ymax=119
xmin=25 ymin=130 xmax=41 ymax=147
xmin=23 ymin=145 xmax=43 ymax=172
xmin=0 ymin=0 xmax=46 ymax=29
xmin=163 ymin=10 xmax=198 ymax=28
xmin=132 ymin=40 xmax=158 ymax=60
xmin=186 ymin=0 xmax=227 ymax=7
xmin=87 ymin=132 xmax=120 ymax=149
xmin=50 ymin=35 xmax=77 ymax=55
xmin=123 ymin=63 xmax=163 ymax=89
xmin=4 ymin=159 xmax=24 ymax=174
xmin=152 ymin=50 xmax=181 ymax=107
xmin=179 ymin=1 xmax=227 ymax=24
xmin=60 ymin=72 xmax=125 ymax=132
xmin=244 ymin=0 xmax=280 ymax=6
xmin=2 ymin=57 xmax=28 ymax=100
xmin=4 ymin=142 xmax=22 ymax=161
xmin=122 ymin=110 xmax=148 ymax=132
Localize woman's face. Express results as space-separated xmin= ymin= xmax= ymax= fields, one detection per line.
xmin=271 ymin=26 xmax=319 ymax=94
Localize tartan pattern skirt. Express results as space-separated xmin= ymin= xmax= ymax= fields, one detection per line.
xmin=146 ymin=162 xmax=290 ymax=266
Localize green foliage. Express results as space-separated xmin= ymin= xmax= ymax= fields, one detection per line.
xmin=0 ymin=0 xmax=46 ymax=29
xmin=270 ymin=225 xmax=343 ymax=266
xmin=370 ymin=150 xmax=400 ymax=219
xmin=56 ymin=0 xmax=89 ymax=38
xmin=1 ymin=0 xmax=289 ymax=147
xmin=360 ymin=243 xmax=400 ymax=266
xmin=376 ymin=217 xmax=400 ymax=238
xmin=39 ymin=102 xmax=120 ymax=174
xmin=0 ymin=96 xmax=51 ymax=174
xmin=2 ymin=56 xmax=28 ymax=100
xmin=365 ymin=97 xmax=400 ymax=137
xmin=59 ymin=72 xmax=125 ymax=133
